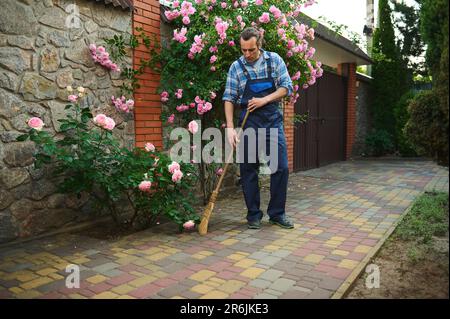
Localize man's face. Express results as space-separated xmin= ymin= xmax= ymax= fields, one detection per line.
xmin=240 ymin=37 xmax=260 ymax=62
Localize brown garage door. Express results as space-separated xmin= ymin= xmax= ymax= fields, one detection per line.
xmin=294 ymin=71 xmax=347 ymax=171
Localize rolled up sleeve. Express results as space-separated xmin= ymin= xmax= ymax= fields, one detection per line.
xmin=222 ymin=63 xmax=239 ymax=104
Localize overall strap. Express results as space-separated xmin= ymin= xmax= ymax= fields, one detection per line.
xmin=237 ymin=58 xmax=251 ymax=80
xmin=266 ymin=52 xmax=273 ymax=79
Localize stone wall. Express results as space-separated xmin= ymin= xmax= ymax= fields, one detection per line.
xmin=352 ymin=73 xmax=373 ymax=157
xmin=0 ymin=0 xmax=133 ymax=243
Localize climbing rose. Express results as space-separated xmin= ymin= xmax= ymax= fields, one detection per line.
xmin=145 ymin=142 xmax=155 ymax=152
xmin=68 ymin=95 xmax=78 ymax=102
xmin=27 ymin=117 xmax=44 ymax=131
xmin=93 ymin=114 xmax=107 ymax=127
xmin=183 ymin=220 xmax=195 ymax=230
xmin=161 ymin=91 xmax=169 ymax=102
xmin=138 ymin=181 xmax=152 ymax=192
xmin=168 ymin=161 xmax=181 ymax=174
xmin=188 ymin=120 xmax=199 ymax=134
xmin=172 ymin=169 xmax=184 ymax=183
xmin=103 ymin=117 xmax=116 ymax=131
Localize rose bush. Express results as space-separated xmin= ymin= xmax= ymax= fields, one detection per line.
xmin=152 ymin=0 xmax=322 ymax=199
xmin=157 ymin=0 xmax=322 ymax=126
xmin=17 ymin=87 xmax=199 ymax=231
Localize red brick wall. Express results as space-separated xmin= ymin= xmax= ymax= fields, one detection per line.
xmin=283 ymin=100 xmax=295 ymax=172
xmin=338 ymin=63 xmax=357 ymax=160
xmin=132 ymin=0 xmax=163 ymax=149
xmin=345 ymin=63 xmax=357 ymax=159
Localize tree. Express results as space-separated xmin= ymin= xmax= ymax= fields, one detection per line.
xmin=404 ymin=0 xmax=449 ymax=166
xmin=371 ymin=0 xmax=405 ymax=145
xmin=418 ymin=0 xmax=449 ymax=79
xmin=392 ymin=0 xmax=426 ymax=77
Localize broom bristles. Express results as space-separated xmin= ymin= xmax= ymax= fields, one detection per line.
xmin=198 ymin=201 xmax=215 ymax=235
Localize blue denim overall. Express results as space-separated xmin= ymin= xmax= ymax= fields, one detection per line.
xmin=237 ymin=54 xmax=289 ymax=223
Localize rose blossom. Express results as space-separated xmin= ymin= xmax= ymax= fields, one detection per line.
xmin=27 ymin=117 xmax=44 ymax=131
xmin=138 ymin=181 xmax=152 ymax=192
xmin=183 ymin=220 xmax=195 ymax=230
xmin=168 ymin=161 xmax=181 ymax=174
xmin=145 ymin=142 xmax=155 ymax=152
xmin=172 ymin=169 xmax=184 ymax=183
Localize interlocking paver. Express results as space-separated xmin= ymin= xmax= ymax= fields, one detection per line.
xmin=0 ymin=160 xmax=447 ymax=299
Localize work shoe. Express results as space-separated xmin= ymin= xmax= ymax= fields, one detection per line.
xmin=269 ymin=217 xmax=294 ymax=229
xmin=247 ymin=219 xmax=261 ymax=229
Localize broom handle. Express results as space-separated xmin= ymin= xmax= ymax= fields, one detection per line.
xmin=212 ymin=109 xmax=251 ymax=193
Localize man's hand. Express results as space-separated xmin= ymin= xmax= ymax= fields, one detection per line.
xmin=247 ymin=97 xmax=269 ymax=112
xmin=226 ymin=128 xmax=240 ymax=149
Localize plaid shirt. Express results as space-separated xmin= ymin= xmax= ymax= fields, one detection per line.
xmin=223 ymin=49 xmax=293 ymax=106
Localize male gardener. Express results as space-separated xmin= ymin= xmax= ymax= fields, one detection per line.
xmin=223 ymin=27 xmax=294 ymax=229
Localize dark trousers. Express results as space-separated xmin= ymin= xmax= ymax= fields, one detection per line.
xmin=238 ymin=123 xmax=289 ymax=223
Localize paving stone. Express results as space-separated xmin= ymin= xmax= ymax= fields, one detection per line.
xmin=258 ymin=269 xmax=284 ymax=281
xmin=268 ymin=278 xmax=296 ymax=292
xmin=249 ymin=278 xmax=272 ymax=289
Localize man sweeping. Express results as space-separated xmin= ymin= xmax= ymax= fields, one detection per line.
xmin=222 ymin=27 xmax=294 ymax=230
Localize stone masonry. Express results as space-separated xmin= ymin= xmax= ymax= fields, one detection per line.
xmin=0 ymin=0 xmax=133 ymax=243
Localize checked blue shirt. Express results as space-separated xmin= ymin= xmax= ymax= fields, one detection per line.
xmin=223 ymin=49 xmax=293 ymax=106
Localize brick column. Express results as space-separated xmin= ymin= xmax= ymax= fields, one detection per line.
xmin=338 ymin=63 xmax=357 ymax=160
xmin=283 ymin=100 xmax=295 ymax=172
xmin=132 ymin=0 xmax=162 ymax=149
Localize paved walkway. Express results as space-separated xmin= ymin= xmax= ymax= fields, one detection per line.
xmin=0 ymin=159 xmax=448 ymax=299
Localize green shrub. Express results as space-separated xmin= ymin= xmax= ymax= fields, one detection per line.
xmin=364 ymin=129 xmax=395 ymax=157
xmin=393 ymin=90 xmax=418 ymax=157
xmin=404 ymin=90 xmax=449 ymax=166
xmin=18 ymin=90 xmax=199 ymax=232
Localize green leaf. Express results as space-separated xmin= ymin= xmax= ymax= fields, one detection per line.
xmin=16 ymin=134 xmax=29 ymax=141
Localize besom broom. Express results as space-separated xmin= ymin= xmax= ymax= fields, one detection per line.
xmin=198 ymin=108 xmax=251 ymax=235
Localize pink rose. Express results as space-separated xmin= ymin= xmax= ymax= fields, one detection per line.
xmin=210 ymin=55 xmax=217 ymax=64
xmin=188 ymin=120 xmax=199 ymax=134
xmin=183 ymin=220 xmax=195 ymax=230
xmin=27 ymin=117 xmax=44 ymax=131
xmin=175 ymin=88 xmax=183 ymax=99
xmin=104 ymin=117 xmax=115 ymax=131
xmin=139 ymin=180 xmax=152 ymax=192
xmin=216 ymin=168 xmax=224 ymax=176
xmin=93 ymin=114 xmax=107 ymax=127
xmin=172 ymin=169 xmax=184 ymax=183
xmin=168 ymin=114 xmax=175 ymax=123
xmin=145 ymin=142 xmax=155 ymax=152
xmin=259 ymin=13 xmax=270 ymax=24
xmin=161 ymin=91 xmax=169 ymax=102
xmin=168 ymin=161 xmax=181 ymax=174
xmin=68 ymin=95 xmax=78 ymax=102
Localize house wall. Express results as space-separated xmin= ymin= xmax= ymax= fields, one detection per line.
xmin=0 ymin=0 xmax=133 ymax=243
xmin=353 ymin=73 xmax=373 ymax=157
xmin=132 ymin=0 xmax=163 ymax=149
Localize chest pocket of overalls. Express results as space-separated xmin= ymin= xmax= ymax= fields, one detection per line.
xmin=249 ymin=81 xmax=273 ymax=95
